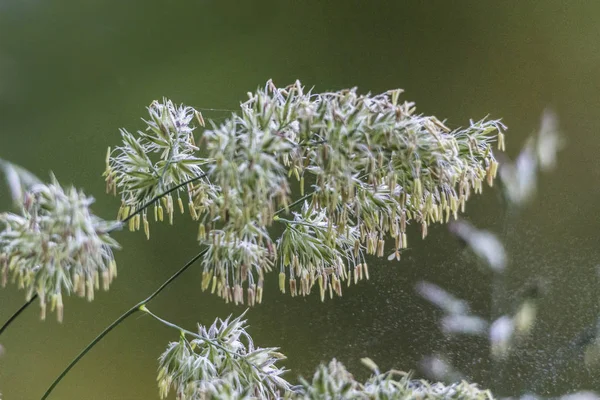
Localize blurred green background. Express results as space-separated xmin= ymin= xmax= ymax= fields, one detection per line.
xmin=1 ymin=1 xmax=600 ymax=398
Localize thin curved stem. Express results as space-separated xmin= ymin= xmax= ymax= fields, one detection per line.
xmin=140 ymin=305 xmax=242 ymax=360
xmin=277 ymin=192 xmax=310 ymax=216
xmin=0 ymin=295 xmax=37 ymax=335
xmin=40 ymin=248 xmax=208 ymax=400
xmin=119 ymin=173 xmax=208 ymax=226
xmin=272 ymin=216 xmax=313 ymax=228
xmin=40 ymin=307 xmax=137 ymax=400
xmin=0 ymin=174 xmax=207 ymax=339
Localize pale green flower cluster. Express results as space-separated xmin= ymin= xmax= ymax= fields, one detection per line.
xmin=104 ymin=98 xmax=216 ymax=237
xmin=105 ymin=80 xmax=505 ymax=304
xmin=275 ymin=202 xmax=364 ymax=301
xmin=0 ymin=175 xmax=119 ymax=321
xmin=294 ymin=358 xmax=493 ymax=400
xmin=157 ymin=311 xmax=289 ymax=400
xmin=157 ymin=330 xmax=494 ymax=400
xmin=155 ymin=311 xmax=494 ymax=400
xmin=199 ymin=222 xmax=273 ymax=306
xmin=266 ymin=81 xmax=504 ymax=243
